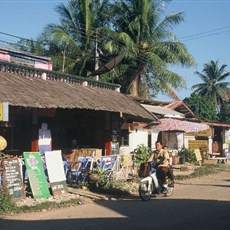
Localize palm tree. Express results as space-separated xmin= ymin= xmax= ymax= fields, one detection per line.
xmin=41 ymin=0 xmax=111 ymax=76
xmin=192 ymin=60 xmax=230 ymax=106
xmin=105 ymin=0 xmax=195 ymax=98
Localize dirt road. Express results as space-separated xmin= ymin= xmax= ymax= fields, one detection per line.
xmin=1 ymin=168 xmax=230 ymax=230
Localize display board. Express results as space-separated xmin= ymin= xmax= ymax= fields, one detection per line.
xmin=188 ymin=140 xmax=208 ymax=152
xmin=23 ymin=152 xmax=51 ymax=199
xmin=45 ymin=150 xmax=68 ymax=196
xmin=194 ymin=149 xmax=202 ymax=161
xmin=1 ymin=158 xmax=25 ymax=198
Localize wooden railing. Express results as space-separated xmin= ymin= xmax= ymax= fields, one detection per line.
xmin=0 ymin=60 xmax=121 ymax=91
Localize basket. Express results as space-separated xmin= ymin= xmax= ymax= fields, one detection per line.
xmin=138 ymin=162 xmax=151 ymax=177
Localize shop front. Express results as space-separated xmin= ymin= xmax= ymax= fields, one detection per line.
xmin=0 ymin=61 xmax=155 ymax=157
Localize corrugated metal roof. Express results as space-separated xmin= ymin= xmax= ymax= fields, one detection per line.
xmin=141 ymin=104 xmax=184 ymax=118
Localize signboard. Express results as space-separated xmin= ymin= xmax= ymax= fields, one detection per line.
xmin=188 ymin=140 xmax=208 ymax=152
xmin=45 ymin=150 xmax=68 ymax=196
xmin=38 ymin=128 xmax=52 ymax=154
xmin=0 ymin=102 xmax=9 ymax=121
xmin=184 ymin=128 xmax=212 ymax=137
xmin=224 ymin=129 xmax=230 ymax=152
xmin=23 ymin=152 xmax=50 ymax=199
xmin=194 ymin=149 xmax=202 ymax=161
xmin=1 ymin=158 xmax=25 ymax=198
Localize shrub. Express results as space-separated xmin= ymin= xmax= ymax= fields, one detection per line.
xmin=133 ymin=144 xmax=151 ymax=165
xmin=0 ymin=189 xmax=17 ymax=215
xmin=178 ymin=148 xmax=196 ymax=163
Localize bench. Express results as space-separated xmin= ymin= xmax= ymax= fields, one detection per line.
xmin=215 ymin=157 xmax=228 ymax=164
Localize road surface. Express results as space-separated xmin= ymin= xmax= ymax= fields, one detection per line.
xmin=1 ymin=168 xmax=230 ymax=230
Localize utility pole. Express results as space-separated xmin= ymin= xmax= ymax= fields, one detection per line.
xmin=62 ymin=48 xmax=66 ymax=73
xmin=95 ymin=29 xmax=99 ymax=81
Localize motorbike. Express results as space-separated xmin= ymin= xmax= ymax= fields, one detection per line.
xmin=139 ymin=161 xmax=174 ymax=201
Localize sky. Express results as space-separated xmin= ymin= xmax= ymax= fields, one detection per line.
xmin=0 ymin=0 xmax=230 ymax=101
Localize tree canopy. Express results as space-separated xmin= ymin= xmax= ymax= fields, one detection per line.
xmin=17 ymin=0 xmax=195 ymax=100
xmin=192 ymin=60 xmax=230 ymax=106
xmin=184 ymin=94 xmax=219 ymax=122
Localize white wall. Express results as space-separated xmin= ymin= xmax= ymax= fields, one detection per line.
xmin=120 ymin=126 xmax=148 ymax=154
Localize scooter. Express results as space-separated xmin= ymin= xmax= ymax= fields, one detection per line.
xmin=139 ymin=162 xmax=174 ymax=201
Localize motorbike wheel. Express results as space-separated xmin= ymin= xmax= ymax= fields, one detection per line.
xmin=139 ymin=182 xmax=151 ymax=201
xmin=164 ymin=182 xmax=174 ymax=197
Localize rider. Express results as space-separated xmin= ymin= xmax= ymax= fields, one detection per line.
xmin=163 ymin=145 xmax=175 ymax=187
xmin=148 ymin=141 xmax=169 ymax=190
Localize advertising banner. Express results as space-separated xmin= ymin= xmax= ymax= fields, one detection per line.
xmin=45 ymin=150 xmax=68 ymax=196
xmin=23 ymin=152 xmax=50 ymax=199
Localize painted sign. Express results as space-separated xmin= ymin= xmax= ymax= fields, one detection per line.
xmin=45 ymin=150 xmax=68 ymax=196
xmin=194 ymin=149 xmax=202 ymax=161
xmin=1 ymin=158 xmax=25 ymax=198
xmin=188 ymin=140 xmax=208 ymax=152
xmin=23 ymin=152 xmax=50 ymax=199
xmin=184 ymin=128 xmax=212 ymax=137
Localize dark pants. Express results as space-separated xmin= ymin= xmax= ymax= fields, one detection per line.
xmin=168 ymin=166 xmax=174 ymax=182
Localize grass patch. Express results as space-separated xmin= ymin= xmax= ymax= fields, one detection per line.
xmin=0 ymin=190 xmax=17 ymax=216
xmin=175 ymin=164 xmax=230 ymax=180
xmin=17 ymin=198 xmax=82 ymax=214
xmin=89 ymin=181 xmax=132 ymax=197
xmin=0 ymin=190 xmax=83 ymax=216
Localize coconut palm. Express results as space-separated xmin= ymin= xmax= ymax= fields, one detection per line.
xmin=105 ymin=0 xmax=195 ymax=98
xmin=42 ymin=0 xmax=111 ymax=76
xmin=192 ymin=60 xmax=230 ymax=106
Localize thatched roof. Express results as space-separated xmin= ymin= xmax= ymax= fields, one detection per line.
xmin=0 ymin=61 xmax=156 ymax=121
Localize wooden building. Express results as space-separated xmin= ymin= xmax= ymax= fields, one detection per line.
xmin=0 ymin=60 xmax=156 ymax=156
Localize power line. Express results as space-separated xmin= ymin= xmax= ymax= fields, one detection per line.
xmin=180 ymin=26 xmax=230 ymax=42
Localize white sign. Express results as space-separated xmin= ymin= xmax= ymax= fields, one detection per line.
xmin=45 ymin=150 xmax=66 ymax=183
xmin=38 ymin=129 xmax=51 ymax=146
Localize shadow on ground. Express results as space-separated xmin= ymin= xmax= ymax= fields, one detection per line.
xmin=0 ymin=198 xmax=229 ymax=230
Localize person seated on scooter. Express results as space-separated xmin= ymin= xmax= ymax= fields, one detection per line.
xmin=148 ymin=141 xmax=169 ymax=190
xmin=163 ymin=145 xmax=175 ymax=187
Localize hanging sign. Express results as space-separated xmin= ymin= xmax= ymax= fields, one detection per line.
xmin=23 ymin=152 xmax=50 ymax=199
xmin=45 ymin=150 xmax=68 ymax=196
xmin=1 ymin=158 xmax=25 ymax=198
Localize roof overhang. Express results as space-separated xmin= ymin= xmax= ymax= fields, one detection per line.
xmin=0 ymin=63 xmax=156 ymax=122
xmin=140 ymin=104 xmax=185 ymax=118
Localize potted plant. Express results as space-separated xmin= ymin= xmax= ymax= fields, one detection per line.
xmin=88 ymin=166 xmax=103 ymax=183
xmin=178 ymin=148 xmax=196 ymax=164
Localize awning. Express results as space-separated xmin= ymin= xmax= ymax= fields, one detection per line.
xmin=150 ymin=118 xmax=209 ymax=132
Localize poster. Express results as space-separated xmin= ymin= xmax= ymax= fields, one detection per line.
xmin=45 ymin=150 xmax=68 ymax=196
xmin=1 ymin=158 xmax=25 ymax=198
xmin=38 ymin=128 xmax=52 ymax=154
xmin=23 ymin=152 xmax=51 ymax=199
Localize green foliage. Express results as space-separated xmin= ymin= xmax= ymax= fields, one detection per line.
xmin=192 ymin=60 xmax=230 ymax=105
xmin=184 ymin=94 xmax=219 ymax=122
xmin=219 ymin=102 xmax=230 ymax=123
xmin=133 ymin=144 xmax=151 ymax=165
xmin=107 ymin=0 xmax=195 ymax=98
xmin=0 ymin=190 xmax=17 ymax=215
xmin=178 ymin=148 xmax=196 ymax=163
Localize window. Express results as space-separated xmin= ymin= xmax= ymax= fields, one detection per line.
xmin=120 ymin=129 xmax=129 ymax=146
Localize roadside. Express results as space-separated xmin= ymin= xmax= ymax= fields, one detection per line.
xmin=1 ymin=163 xmax=229 ymax=216
xmin=1 ymin=165 xmax=230 ymax=230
